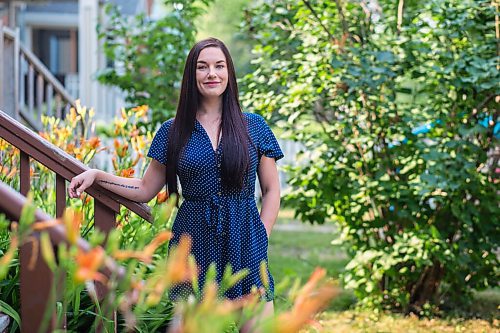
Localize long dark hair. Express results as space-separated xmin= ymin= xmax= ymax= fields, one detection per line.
xmin=166 ymin=38 xmax=249 ymax=195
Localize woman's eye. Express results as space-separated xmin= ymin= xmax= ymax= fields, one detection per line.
xmin=216 ymin=65 xmax=225 ymax=69
xmin=197 ymin=66 xmax=207 ymax=70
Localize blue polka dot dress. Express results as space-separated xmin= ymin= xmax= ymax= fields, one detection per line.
xmin=147 ymin=113 xmax=284 ymax=301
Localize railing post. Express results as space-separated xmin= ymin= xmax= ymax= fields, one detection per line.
xmin=20 ymin=235 xmax=57 ymax=333
xmin=56 ymin=174 xmax=66 ymax=218
xmin=0 ymin=23 xmax=4 ymax=110
xmin=14 ymin=27 xmax=20 ymax=120
xmin=19 ymin=151 xmax=30 ymax=196
xmin=94 ymin=200 xmax=116 ymax=235
xmin=46 ymin=83 xmax=53 ymax=117
xmin=19 ymin=53 xmax=26 ymax=115
xmin=28 ymin=64 xmax=34 ymax=118
xmin=36 ymin=73 xmax=44 ymax=121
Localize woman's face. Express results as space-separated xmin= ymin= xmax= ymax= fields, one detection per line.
xmin=196 ymin=47 xmax=228 ymax=99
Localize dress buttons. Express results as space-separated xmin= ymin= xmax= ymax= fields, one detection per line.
xmin=218 ymin=191 xmax=222 ymax=195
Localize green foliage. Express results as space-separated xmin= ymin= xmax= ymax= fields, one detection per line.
xmin=96 ymin=0 xmax=214 ymax=124
xmin=241 ymin=0 xmax=499 ymax=313
xmin=196 ymin=0 xmax=254 ymax=75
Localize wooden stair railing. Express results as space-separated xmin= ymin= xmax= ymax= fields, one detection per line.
xmin=0 ymin=109 xmax=152 ymax=330
xmin=0 ymin=181 xmax=125 ymax=332
xmin=0 ymin=23 xmax=76 ymax=131
xmin=0 ymin=109 xmax=152 ymax=228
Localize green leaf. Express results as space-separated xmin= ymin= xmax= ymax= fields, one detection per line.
xmin=0 ymin=299 xmax=20 ymax=328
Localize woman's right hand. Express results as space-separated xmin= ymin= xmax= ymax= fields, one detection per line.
xmin=68 ymin=169 xmax=99 ymax=198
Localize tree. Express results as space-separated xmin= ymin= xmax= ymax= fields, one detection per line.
xmin=241 ymin=0 xmax=499 ymax=313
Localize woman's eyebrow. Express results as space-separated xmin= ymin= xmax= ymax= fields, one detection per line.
xmin=197 ymin=60 xmax=226 ymax=64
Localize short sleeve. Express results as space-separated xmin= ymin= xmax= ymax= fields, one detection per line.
xmin=147 ymin=119 xmax=173 ymax=166
xmin=256 ymin=115 xmax=284 ymax=161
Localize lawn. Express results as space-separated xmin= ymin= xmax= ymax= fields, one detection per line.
xmin=268 ymin=211 xmax=499 ymax=333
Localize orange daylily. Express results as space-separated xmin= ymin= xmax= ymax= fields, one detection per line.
xmin=0 ymin=138 xmax=8 ymax=151
xmin=121 ymin=108 xmax=128 ymax=120
xmin=74 ymin=246 xmax=107 ymax=284
xmin=131 ymin=105 xmax=149 ymax=118
xmin=32 ymin=218 xmax=62 ymax=231
xmin=63 ymin=208 xmax=82 ymax=245
xmin=274 ymin=268 xmax=338 ymax=333
xmin=113 ymin=231 xmax=172 ymax=264
xmin=119 ymin=168 xmax=135 ymax=178
xmin=156 ymin=190 xmax=168 ymax=204
xmin=144 ymin=235 xmax=195 ymax=306
xmin=164 ymin=235 xmax=196 ymax=285
xmin=87 ymin=137 xmax=101 ymax=150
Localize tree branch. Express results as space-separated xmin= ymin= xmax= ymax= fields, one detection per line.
xmin=397 ymin=0 xmax=404 ymax=35
xmin=302 ymin=0 xmax=337 ymax=42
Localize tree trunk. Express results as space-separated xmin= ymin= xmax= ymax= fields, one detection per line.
xmin=408 ymin=262 xmax=444 ymax=314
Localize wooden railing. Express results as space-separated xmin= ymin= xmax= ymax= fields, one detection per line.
xmin=0 ymin=109 xmax=152 ymax=332
xmin=0 ymin=23 xmax=76 ymax=131
xmin=0 ymin=181 xmax=125 ymax=332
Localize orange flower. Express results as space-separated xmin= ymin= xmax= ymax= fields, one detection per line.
xmin=74 ymin=247 xmax=107 ymax=284
xmin=112 ymin=156 xmax=119 ymax=171
xmin=68 ymin=107 xmax=79 ymax=126
xmin=66 ymin=143 xmax=75 ymax=154
xmin=32 ymin=218 xmax=61 ymax=231
xmin=6 ymin=167 xmax=17 ymax=179
xmin=0 ymin=138 xmax=8 ymax=151
xmin=131 ymin=105 xmax=149 ymax=118
xmin=274 ymin=268 xmax=338 ymax=333
xmin=113 ymin=231 xmax=172 ymax=263
xmin=144 ymin=235 xmax=195 ymax=306
xmin=156 ymin=190 xmax=168 ymax=204
xmin=119 ymin=142 xmax=129 ymax=158
xmin=119 ymin=168 xmax=135 ymax=178
xmin=87 ymin=137 xmax=101 ymax=150
xmin=114 ymin=139 xmax=121 ymax=151
xmin=121 ymin=108 xmax=128 ymax=120
xmin=165 ymin=235 xmax=195 ymax=285
xmin=63 ymin=208 xmax=82 ymax=245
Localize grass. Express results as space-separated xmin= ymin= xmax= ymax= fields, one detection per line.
xmin=268 ymin=212 xmax=500 ymax=332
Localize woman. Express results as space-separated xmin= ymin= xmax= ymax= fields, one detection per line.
xmin=69 ymin=38 xmax=283 ymax=330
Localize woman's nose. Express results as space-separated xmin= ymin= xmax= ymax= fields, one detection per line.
xmin=208 ymin=66 xmax=216 ymax=77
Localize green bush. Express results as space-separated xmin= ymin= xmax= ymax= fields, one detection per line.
xmin=241 ymin=0 xmax=499 ymax=314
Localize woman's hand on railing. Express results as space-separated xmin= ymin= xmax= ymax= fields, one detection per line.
xmin=68 ymin=169 xmax=99 ymax=198
xmin=68 ymin=160 xmax=166 ymax=203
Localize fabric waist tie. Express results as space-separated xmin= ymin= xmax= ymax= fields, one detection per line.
xmin=183 ymin=194 xmax=255 ymax=235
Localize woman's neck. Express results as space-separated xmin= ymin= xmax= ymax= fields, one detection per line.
xmin=198 ymin=97 xmax=223 ymax=118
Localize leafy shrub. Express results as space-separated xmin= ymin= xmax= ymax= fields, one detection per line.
xmin=241 ymin=0 xmax=499 ymax=314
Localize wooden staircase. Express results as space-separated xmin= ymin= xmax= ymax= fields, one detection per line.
xmin=0 ymin=23 xmax=76 ymax=131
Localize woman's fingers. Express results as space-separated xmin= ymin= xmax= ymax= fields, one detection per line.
xmin=69 ymin=170 xmax=97 ymax=198
xmin=69 ymin=176 xmax=84 ymax=198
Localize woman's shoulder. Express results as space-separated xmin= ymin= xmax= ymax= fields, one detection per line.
xmin=155 ymin=118 xmax=175 ymax=133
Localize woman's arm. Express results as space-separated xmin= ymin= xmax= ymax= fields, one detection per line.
xmin=68 ymin=159 xmax=166 ymax=203
xmin=257 ymin=156 xmax=281 ymax=237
